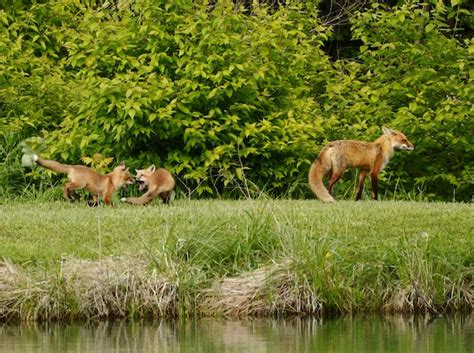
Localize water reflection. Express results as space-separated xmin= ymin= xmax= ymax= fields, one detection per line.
xmin=1 ymin=315 xmax=473 ymax=353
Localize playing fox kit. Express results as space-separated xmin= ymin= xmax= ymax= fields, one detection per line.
xmin=308 ymin=127 xmax=414 ymax=202
xmin=121 ymin=165 xmax=175 ymax=205
xmin=32 ymin=154 xmax=133 ymax=205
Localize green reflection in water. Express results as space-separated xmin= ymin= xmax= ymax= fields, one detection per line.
xmin=1 ymin=315 xmax=473 ymax=353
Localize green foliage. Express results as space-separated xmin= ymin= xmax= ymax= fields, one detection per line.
xmin=0 ymin=1 xmax=472 ymax=200
xmin=0 ymin=133 xmax=27 ymax=198
xmin=1 ymin=0 xmax=331 ymax=197
xmin=323 ymin=3 xmax=473 ymax=201
xmin=81 ymin=153 xmax=114 ymax=174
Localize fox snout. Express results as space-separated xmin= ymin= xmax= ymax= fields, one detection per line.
xmin=400 ymin=143 xmax=414 ymax=151
xmin=402 ymin=140 xmax=415 ymax=151
xmin=395 ymin=138 xmax=414 ymax=151
xmin=124 ymin=173 xmax=134 ymax=185
xmin=136 ymin=179 xmax=147 ymax=191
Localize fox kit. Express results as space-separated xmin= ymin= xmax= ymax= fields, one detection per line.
xmin=32 ymin=154 xmax=133 ymax=205
xmin=121 ymin=165 xmax=175 ymax=205
xmin=308 ymin=127 xmax=414 ymax=202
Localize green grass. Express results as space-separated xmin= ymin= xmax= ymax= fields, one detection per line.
xmin=0 ymin=199 xmax=473 ymax=320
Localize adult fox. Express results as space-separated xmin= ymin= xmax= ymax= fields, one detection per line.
xmin=32 ymin=154 xmax=133 ymax=205
xmin=121 ymin=165 xmax=175 ymax=205
xmin=308 ymin=127 xmax=414 ymax=202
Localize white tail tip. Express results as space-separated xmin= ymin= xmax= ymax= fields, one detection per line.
xmin=21 ymin=153 xmax=38 ymax=168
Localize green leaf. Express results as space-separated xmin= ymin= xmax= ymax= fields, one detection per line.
xmin=209 ymin=88 xmax=219 ymax=98
xmin=235 ymin=168 xmax=243 ymax=180
xmin=177 ymin=103 xmax=191 ymax=115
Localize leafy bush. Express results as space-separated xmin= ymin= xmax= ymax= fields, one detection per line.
xmin=1 ymin=1 xmax=472 ymax=200
xmin=321 ymin=3 xmax=473 ymax=201
xmin=2 ymin=1 xmax=331 ymax=197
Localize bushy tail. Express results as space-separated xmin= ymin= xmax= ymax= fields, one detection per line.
xmin=33 ymin=155 xmax=71 ymax=174
xmin=20 ymin=141 xmax=37 ymax=167
xmin=308 ymin=155 xmax=335 ymax=202
xmin=21 ymin=151 xmax=37 ymax=168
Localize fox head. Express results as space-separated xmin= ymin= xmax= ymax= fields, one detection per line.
xmin=135 ymin=164 xmax=156 ymax=191
xmin=382 ymin=127 xmax=414 ymax=151
xmin=112 ymin=162 xmax=134 ymax=187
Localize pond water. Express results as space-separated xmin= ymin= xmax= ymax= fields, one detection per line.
xmin=1 ymin=315 xmax=473 ymax=353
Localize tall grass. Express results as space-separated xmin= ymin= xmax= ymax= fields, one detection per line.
xmin=0 ymin=200 xmax=473 ymax=321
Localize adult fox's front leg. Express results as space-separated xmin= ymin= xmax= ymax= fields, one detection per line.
xmin=370 ymin=156 xmax=384 ymax=200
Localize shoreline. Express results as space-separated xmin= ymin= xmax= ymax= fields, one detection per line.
xmin=1 ymin=256 xmax=472 ymax=322
xmin=1 ymin=200 xmax=473 ymax=322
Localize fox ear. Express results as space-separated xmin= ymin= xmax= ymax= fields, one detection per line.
xmin=148 ymin=164 xmax=156 ymax=172
xmin=382 ymin=126 xmax=394 ymax=136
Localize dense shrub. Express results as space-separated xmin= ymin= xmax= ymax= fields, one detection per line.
xmin=322 ymin=4 xmax=473 ymax=201
xmin=2 ymin=1 xmax=331 ymax=197
xmin=0 ymin=1 xmax=472 ymax=200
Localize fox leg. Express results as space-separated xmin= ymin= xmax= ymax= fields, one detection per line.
xmin=121 ymin=186 xmax=159 ymax=205
xmin=370 ymin=157 xmax=384 ymax=200
xmin=355 ymin=170 xmax=367 ymax=201
xmin=370 ymin=173 xmax=379 ymax=200
xmin=64 ymin=182 xmax=81 ymax=201
xmin=103 ymin=192 xmax=113 ymax=206
xmin=88 ymin=194 xmax=99 ymax=207
xmin=159 ymin=191 xmax=171 ymax=204
xmin=327 ymin=169 xmax=344 ymax=196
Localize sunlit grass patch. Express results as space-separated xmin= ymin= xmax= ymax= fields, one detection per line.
xmin=0 ymin=200 xmax=472 ymax=320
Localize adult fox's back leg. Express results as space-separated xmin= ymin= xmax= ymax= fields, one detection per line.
xmin=327 ymin=163 xmax=345 ymax=196
xmin=355 ymin=170 xmax=367 ymax=201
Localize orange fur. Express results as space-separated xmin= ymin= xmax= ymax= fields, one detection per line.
xmin=308 ymin=127 xmax=414 ymax=202
xmin=121 ymin=165 xmax=175 ymax=205
xmin=34 ymin=155 xmax=133 ymax=205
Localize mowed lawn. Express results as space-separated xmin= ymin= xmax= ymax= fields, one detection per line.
xmin=0 ymin=199 xmax=473 ymax=319
xmin=1 ymin=199 xmax=472 ymax=267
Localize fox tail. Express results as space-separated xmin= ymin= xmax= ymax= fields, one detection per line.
xmin=20 ymin=140 xmax=37 ymax=168
xmin=33 ymin=154 xmax=71 ymax=174
xmin=308 ymin=151 xmax=335 ymax=202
